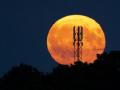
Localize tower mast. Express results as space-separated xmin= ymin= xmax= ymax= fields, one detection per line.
xmin=73 ymin=26 xmax=83 ymax=62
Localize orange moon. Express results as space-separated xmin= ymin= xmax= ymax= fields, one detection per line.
xmin=47 ymin=15 xmax=106 ymax=65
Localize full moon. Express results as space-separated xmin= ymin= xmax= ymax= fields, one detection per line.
xmin=47 ymin=15 xmax=106 ymax=65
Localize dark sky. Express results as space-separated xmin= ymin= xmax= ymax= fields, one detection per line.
xmin=0 ymin=0 xmax=120 ymax=76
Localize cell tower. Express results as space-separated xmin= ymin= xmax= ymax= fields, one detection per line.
xmin=73 ymin=26 xmax=83 ymax=62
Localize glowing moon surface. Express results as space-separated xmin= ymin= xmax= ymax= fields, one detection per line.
xmin=47 ymin=15 xmax=106 ymax=65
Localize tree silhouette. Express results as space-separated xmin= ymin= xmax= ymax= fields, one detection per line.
xmin=0 ymin=64 xmax=44 ymax=90
xmin=0 ymin=51 xmax=120 ymax=90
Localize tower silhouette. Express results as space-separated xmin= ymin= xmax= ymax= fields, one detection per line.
xmin=73 ymin=26 xmax=83 ymax=62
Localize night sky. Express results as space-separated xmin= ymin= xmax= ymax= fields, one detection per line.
xmin=0 ymin=0 xmax=120 ymax=76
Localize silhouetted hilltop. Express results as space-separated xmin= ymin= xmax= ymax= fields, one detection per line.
xmin=0 ymin=64 xmax=44 ymax=90
xmin=0 ymin=51 xmax=120 ymax=90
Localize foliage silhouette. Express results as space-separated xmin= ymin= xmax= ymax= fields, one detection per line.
xmin=0 ymin=64 xmax=44 ymax=90
xmin=0 ymin=51 xmax=120 ymax=90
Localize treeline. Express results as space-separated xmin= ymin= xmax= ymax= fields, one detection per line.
xmin=0 ymin=51 xmax=120 ymax=90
